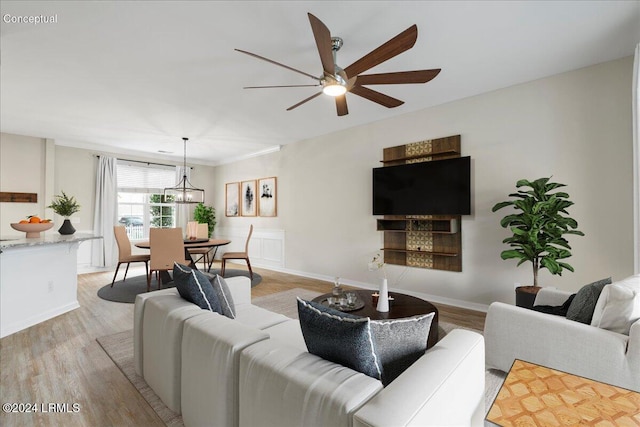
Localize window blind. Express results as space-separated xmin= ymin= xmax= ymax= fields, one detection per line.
xmin=117 ymin=160 xmax=175 ymax=193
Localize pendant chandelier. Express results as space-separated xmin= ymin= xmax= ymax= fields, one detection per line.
xmin=163 ymin=137 xmax=205 ymax=204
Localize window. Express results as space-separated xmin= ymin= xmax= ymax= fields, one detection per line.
xmin=116 ymin=161 xmax=177 ymax=240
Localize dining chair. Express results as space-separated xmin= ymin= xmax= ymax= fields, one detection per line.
xmin=188 ymin=223 xmax=212 ymax=271
xmin=111 ymin=226 xmax=150 ymax=287
xmin=221 ymin=224 xmax=254 ymax=280
xmin=148 ymin=227 xmax=190 ymax=292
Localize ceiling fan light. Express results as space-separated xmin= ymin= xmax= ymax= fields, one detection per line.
xmin=322 ymin=83 xmax=347 ymax=97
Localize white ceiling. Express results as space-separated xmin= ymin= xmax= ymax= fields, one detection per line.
xmin=1 ymin=1 xmax=638 ymax=166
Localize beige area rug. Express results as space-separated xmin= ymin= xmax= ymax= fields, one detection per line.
xmin=97 ymin=288 xmax=505 ymax=427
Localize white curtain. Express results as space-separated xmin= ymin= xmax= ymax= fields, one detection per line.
xmin=92 ymin=156 xmax=118 ymax=267
xmin=175 ymin=165 xmax=190 ymax=234
xmin=634 ymin=43 xmax=639 ymax=274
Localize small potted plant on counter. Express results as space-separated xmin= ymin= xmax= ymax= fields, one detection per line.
xmin=48 ymin=191 xmax=80 ymax=235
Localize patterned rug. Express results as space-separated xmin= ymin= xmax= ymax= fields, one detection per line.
xmin=96 ymin=288 xmax=504 ymax=426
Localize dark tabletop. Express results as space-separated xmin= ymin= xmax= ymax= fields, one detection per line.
xmin=312 ymin=289 xmax=439 ymax=348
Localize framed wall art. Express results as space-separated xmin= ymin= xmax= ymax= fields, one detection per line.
xmin=241 ymin=180 xmax=257 ymax=216
xmin=258 ymin=177 xmax=277 ymax=217
xmin=225 ymin=182 xmax=239 ymax=217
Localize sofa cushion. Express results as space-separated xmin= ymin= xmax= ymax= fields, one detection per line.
xmin=234 ymin=304 xmax=290 ymax=330
xmin=370 ymin=313 xmax=435 ymax=386
xmin=594 ymin=285 xmax=640 ymax=335
xmin=263 ymin=320 xmax=308 ymax=351
xmin=181 ymin=313 xmax=269 ymax=427
xmin=297 ymin=298 xmax=382 ymax=381
xmin=592 ymin=275 xmax=640 ymax=327
xmin=591 ymin=275 xmax=640 ymax=335
xmin=565 ymin=277 xmax=612 ymax=324
xmin=211 ymin=275 xmax=236 ymax=319
xmin=173 ymin=263 xmax=223 ymax=314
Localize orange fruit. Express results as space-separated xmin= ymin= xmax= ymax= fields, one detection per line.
xmin=29 ymin=216 xmax=41 ymax=223
xmin=41 ymin=219 xmax=52 ymax=223
xmin=19 ymin=220 xmax=29 ymax=224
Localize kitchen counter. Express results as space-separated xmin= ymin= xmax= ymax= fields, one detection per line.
xmin=0 ymin=232 xmax=99 ymax=251
xmin=0 ymin=233 xmax=102 ymax=338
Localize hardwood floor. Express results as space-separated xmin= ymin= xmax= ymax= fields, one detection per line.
xmin=0 ymin=263 xmax=485 ymax=426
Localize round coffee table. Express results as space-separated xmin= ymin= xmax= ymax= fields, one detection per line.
xmin=312 ymin=289 xmax=439 ymax=348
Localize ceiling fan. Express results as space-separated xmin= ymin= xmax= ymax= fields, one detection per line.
xmin=235 ymin=13 xmax=441 ymax=117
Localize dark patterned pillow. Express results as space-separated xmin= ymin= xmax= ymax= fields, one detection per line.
xmin=173 ymin=263 xmax=222 ymax=313
xmin=210 ymin=275 xmax=236 ymax=319
xmin=370 ymin=313 xmax=435 ymax=386
xmin=566 ymin=277 xmax=612 ymax=324
xmin=297 ymin=298 xmax=382 ymax=381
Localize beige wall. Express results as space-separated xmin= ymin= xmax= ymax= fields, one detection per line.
xmin=1 ymin=137 xmax=217 ymax=237
xmin=2 ymin=56 xmax=634 ymax=308
xmin=214 ymin=56 xmax=635 ymax=307
xmin=0 ymin=134 xmax=48 ymax=235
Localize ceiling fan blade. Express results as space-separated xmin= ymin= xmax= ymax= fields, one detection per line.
xmin=356 ymin=69 xmax=441 ymax=85
xmin=235 ymin=48 xmax=320 ymax=81
xmin=335 ymin=95 xmax=348 ymax=116
xmin=350 ymin=85 xmax=404 ymax=108
xmin=286 ymin=91 xmax=323 ymax=111
xmin=244 ymin=84 xmax=321 ymax=89
xmin=343 ymin=25 xmax=418 ymax=78
xmin=308 ymin=13 xmax=335 ymax=77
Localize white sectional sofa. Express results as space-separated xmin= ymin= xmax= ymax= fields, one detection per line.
xmin=134 ymin=276 xmax=486 ymax=427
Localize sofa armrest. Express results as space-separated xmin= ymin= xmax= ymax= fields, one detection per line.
xmin=239 ymin=339 xmax=383 ymax=427
xmin=485 ymin=302 xmax=635 ymax=389
xmin=533 ymin=287 xmax=572 ymax=307
xmin=353 ymin=329 xmax=485 ymax=427
xmin=628 ymin=319 xmax=640 ymax=388
xmin=224 ymin=276 xmax=251 ymax=306
xmin=133 ymin=288 xmax=180 ymax=376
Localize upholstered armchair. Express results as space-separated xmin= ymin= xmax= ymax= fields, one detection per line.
xmin=484 ymin=286 xmax=640 ymax=391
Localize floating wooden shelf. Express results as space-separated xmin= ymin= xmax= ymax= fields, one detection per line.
xmin=377 ymin=218 xmax=458 ymax=234
xmin=380 ymin=149 xmax=460 ymax=164
xmin=381 ymin=248 xmax=459 ymax=257
xmin=376 ymin=135 xmax=463 ymax=272
xmin=0 ymin=192 xmax=37 ymax=203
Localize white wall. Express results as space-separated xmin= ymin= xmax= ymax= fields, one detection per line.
xmin=1 ymin=137 xmax=217 ymax=265
xmin=214 ymin=57 xmax=635 ymax=308
xmin=2 ymin=57 xmax=634 ymax=309
xmin=0 ymin=133 xmax=49 ymax=236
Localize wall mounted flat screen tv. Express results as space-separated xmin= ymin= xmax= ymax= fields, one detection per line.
xmin=373 ymin=156 xmax=471 ymax=215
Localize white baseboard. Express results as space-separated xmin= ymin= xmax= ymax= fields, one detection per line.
xmin=0 ymin=301 xmax=80 ymax=338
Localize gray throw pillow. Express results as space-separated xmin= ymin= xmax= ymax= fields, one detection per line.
xmin=297 ymin=298 xmax=382 ymax=381
xmin=210 ymin=275 xmax=236 ymax=319
xmin=371 ymin=313 xmax=435 ymax=386
xmin=173 ymin=263 xmax=223 ymax=314
xmin=566 ymin=277 xmax=612 ymax=324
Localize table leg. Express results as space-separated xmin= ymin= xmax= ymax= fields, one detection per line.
xmin=184 ymin=248 xmax=198 ymax=270
xmin=159 ymin=270 xmax=172 ymax=285
xmin=207 ymin=247 xmax=220 ymax=273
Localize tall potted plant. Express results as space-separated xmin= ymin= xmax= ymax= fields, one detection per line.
xmin=48 ymin=191 xmax=80 ymax=235
xmin=492 ymin=177 xmax=584 ymax=286
xmin=193 ymin=203 xmax=216 ymax=237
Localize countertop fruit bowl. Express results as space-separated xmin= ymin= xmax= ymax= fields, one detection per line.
xmin=10 ymin=222 xmax=54 ymax=238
